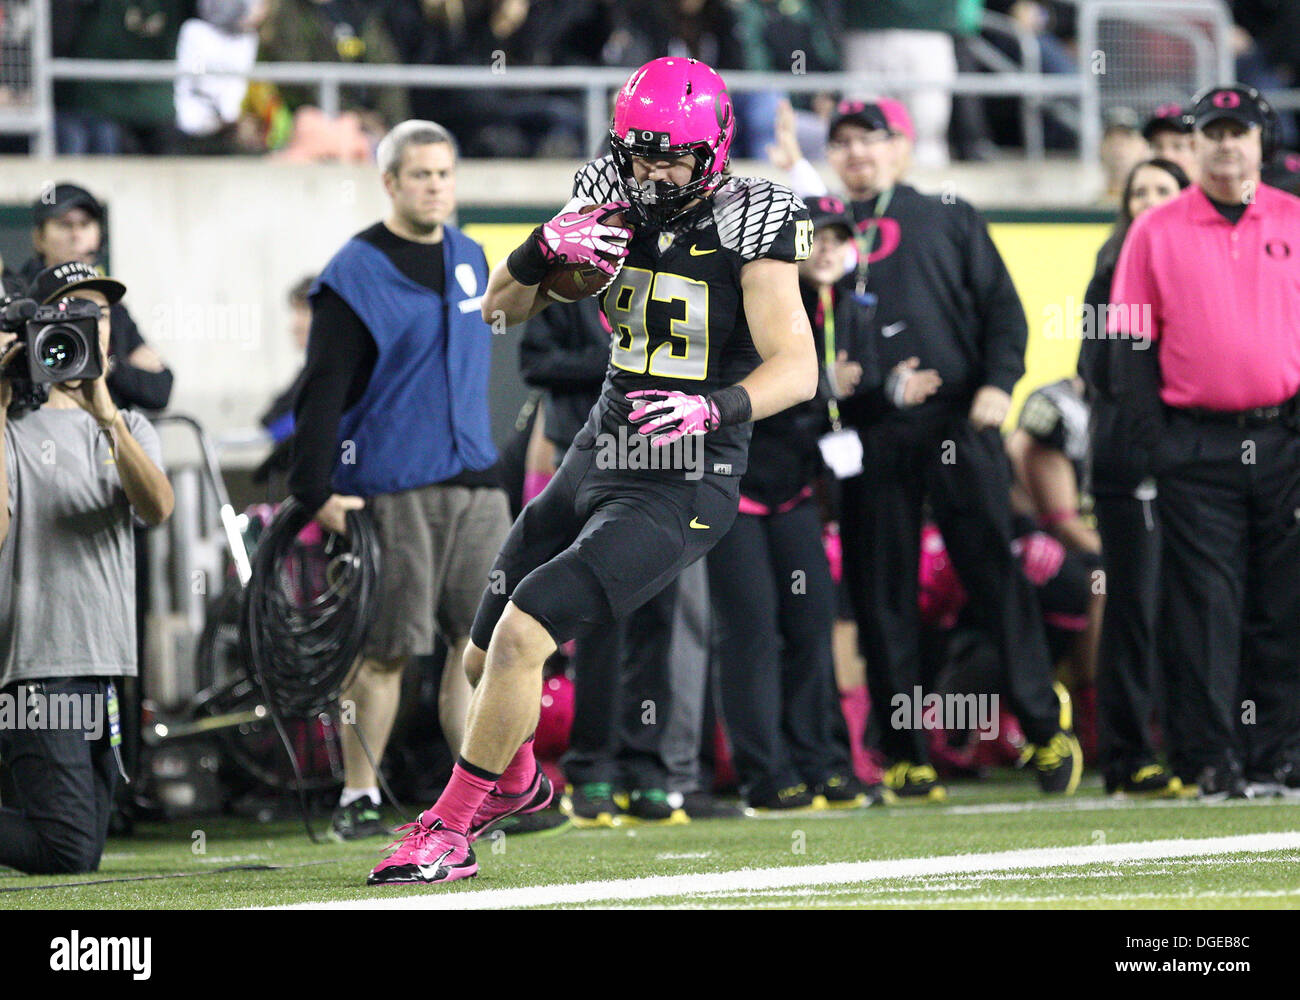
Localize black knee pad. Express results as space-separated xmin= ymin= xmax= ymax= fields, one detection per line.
xmin=509 ymin=553 xmax=614 ymax=647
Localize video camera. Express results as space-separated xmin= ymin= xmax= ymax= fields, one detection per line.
xmin=1 ymin=295 xmax=104 ymax=385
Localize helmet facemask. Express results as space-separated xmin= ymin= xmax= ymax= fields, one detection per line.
xmin=609 ymin=130 xmax=721 ymax=228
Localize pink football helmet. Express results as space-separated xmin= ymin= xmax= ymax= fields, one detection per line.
xmin=609 ymin=57 xmax=736 ymax=226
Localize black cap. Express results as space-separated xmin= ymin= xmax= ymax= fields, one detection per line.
xmin=806 ymin=195 xmax=856 ymax=240
xmin=1142 ymin=103 xmax=1194 ymax=140
xmin=1193 ymin=85 xmax=1267 ymax=133
xmin=28 ymin=261 xmax=125 ymax=306
xmin=31 ymin=183 xmax=103 ymax=226
xmin=828 ymin=99 xmax=891 ymax=140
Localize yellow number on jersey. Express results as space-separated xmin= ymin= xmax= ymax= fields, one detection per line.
xmin=606 ymin=267 xmax=710 ymax=381
xmin=793 ymin=219 xmax=814 ymax=261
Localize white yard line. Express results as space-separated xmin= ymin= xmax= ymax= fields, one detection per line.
xmin=258 ymin=831 xmax=1300 ymax=910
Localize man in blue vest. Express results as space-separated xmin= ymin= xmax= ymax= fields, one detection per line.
xmin=288 ymin=120 xmax=511 ymax=840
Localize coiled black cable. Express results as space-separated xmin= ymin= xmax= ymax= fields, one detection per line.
xmin=241 ymin=498 xmax=391 ymax=839
xmin=242 ymin=498 xmax=381 ymax=717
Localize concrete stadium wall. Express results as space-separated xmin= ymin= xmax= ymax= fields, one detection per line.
xmin=0 ymin=155 xmax=1107 ymax=467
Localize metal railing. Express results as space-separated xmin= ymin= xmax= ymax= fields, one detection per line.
xmin=0 ymin=0 xmax=1256 ymax=169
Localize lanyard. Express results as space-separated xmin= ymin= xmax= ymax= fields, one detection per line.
xmin=854 ymin=186 xmax=894 ymax=298
xmin=819 ymin=286 xmax=841 ymax=430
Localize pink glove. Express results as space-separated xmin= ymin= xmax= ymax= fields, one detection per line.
xmin=1012 ymin=531 xmax=1066 ymax=586
xmin=627 ymin=390 xmax=720 ymax=445
xmin=538 ymin=202 xmax=632 ymax=277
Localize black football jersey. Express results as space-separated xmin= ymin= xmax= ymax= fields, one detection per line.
xmin=1017 ymin=378 xmax=1091 ymax=487
xmin=568 ymin=155 xmax=812 ymax=477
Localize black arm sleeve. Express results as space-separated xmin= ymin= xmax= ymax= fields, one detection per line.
xmin=287 ymin=286 xmax=378 ymax=513
xmin=964 ymin=205 xmax=1028 ymax=394
xmin=519 ymin=301 xmax=610 ymax=390
xmin=106 ymin=304 xmax=174 ymax=411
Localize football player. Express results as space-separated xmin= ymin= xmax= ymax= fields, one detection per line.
xmin=368 ymin=56 xmax=818 ymax=885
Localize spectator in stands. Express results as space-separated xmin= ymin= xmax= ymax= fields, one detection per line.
xmin=1076 ymin=158 xmax=1190 ymax=798
xmin=730 ymin=0 xmax=842 ymax=159
xmin=384 ymin=0 xmax=584 ymax=157
xmin=260 ymin=275 xmax=314 ymax=444
xmin=1142 ymin=105 xmax=1198 ymax=184
xmin=175 ymin=0 xmax=268 ymax=154
xmin=841 ymin=0 xmax=983 ymax=168
xmin=1099 ymin=108 xmax=1148 ymax=204
xmin=19 ymin=184 xmax=173 ymax=413
xmin=1230 ymin=2 xmax=1300 ymax=149
xmin=258 ymin=0 xmax=409 ymax=136
xmin=57 ymin=0 xmax=187 ymax=154
xmin=0 ymin=263 xmax=174 ymax=874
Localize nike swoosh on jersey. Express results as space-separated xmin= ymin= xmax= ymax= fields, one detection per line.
xmin=689 ymin=517 xmax=710 ymax=529
xmin=881 ymin=321 xmax=907 ymax=338
xmin=688 ymin=245 xmax=717 ymax=256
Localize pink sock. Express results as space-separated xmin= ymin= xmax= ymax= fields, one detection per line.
xmin=496 ymin=736 xmax=536 ymax=795
xmin=430 ymin=762 xmax=497 ymax=833
xmin=523 ymin=471 xmax=552 ymax=505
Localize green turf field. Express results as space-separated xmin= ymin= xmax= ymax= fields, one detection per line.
xmin=4 ymin=776 xmax=1299 ymax=909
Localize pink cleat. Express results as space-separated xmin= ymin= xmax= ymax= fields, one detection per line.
xmin=366 ymin=814 xmax=477 ymax=886
xmin=467 ymin=766 xmax=554 ymax=842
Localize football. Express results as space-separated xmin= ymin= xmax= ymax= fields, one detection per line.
xmin=537 ymin=205 xmax=632 ymax=303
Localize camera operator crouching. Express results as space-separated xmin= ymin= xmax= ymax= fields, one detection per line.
xmin=0 ymin=263 xmax=174 ymax=874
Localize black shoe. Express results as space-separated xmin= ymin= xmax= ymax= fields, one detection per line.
xmin=882 ymin=762 xmax=947 ymax=803
xmin=812 ymin=772 xmax=869 ymax=809
xmin=1247 ymin=753 xmax=1300 ymax=798
xmin=330 ymin=796 xmax=387 ymax=841
xmin=677 ymin=791 xmax=744 ymax=819
xmin=747 ymin=783 xmax=816 ymax=811
xmin=619 ymin=788 xmax=689 ymax=825
xmin=1197 ymin=760 xmax=1252 ymax=801
xmin=560 ymin=782 xmax=620 ymax=828
xmin=1105 ymin=762 xmax=1184 ymax=798
xmin=1021 ymin=731 xmax=1084 ymax=795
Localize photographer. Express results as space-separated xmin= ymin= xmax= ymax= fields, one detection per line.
xmin=18 ymin=183 xmax=174 ymax=412
xmin=0 ymin=263 xmax=173 ymax=874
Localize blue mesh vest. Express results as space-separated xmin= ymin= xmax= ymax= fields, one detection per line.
xmin=313 ymin=224 xmax=497 ymax=498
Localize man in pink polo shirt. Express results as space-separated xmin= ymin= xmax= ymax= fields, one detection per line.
xmin=1110 ymin=84 xmax=1300 ymax=800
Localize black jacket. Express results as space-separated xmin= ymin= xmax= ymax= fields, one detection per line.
xmin=847 ymin=184 xmax=1028 ymax=418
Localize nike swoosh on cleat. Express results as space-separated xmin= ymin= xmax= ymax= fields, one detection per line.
xmin=689 ymin=517 xmax=710 ymax=529
xmin=416 ymin=848 xmax=454 ymax=882
xmin=688 ymin=245 xmax=717 ymax=256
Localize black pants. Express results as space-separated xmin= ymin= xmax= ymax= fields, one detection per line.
xmin=1094 ymin=491 xmax=1164 ymax=780
xmin=561 ymin=579 xmax=679 ymax=789
xmin=0 ymin=678 xmax=118 ymax=875
xmin=843 ymin=414 xmax=1060 ymax=763
xmin=707 ymin=500 xmax=848 ymax=800
xmin=1156 ymin=414 xmax=1300 ymax=778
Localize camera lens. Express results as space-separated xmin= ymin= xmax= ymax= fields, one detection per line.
xmin=36 ymin=327 xmax=85 ymax=375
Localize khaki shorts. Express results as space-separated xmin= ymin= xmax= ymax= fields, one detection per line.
xmin=364 ymin=484 xmax=511 ymax=661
